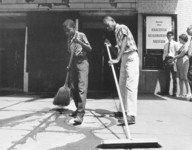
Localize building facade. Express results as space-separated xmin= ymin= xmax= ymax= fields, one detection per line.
xmin=0 ymin=0 xmax=191 ymax=94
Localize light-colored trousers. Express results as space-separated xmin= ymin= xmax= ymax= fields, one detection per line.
xmin=118 ymin=51 xmax=139 ymax=116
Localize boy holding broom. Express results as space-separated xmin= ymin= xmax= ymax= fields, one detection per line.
xmin=63 ymin=19 xmax=92 ymax=124
xmin=103 ymin=16 xmax=139 ymax=124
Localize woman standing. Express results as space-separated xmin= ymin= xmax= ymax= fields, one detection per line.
xmin=173 ymin=34 xmax=190 ymax=97
xmin=187 ymin=25 xmax=192 ymax=101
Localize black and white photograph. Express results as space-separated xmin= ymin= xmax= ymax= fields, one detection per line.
xmin=0 ymin=0 xmax=192 ymax=150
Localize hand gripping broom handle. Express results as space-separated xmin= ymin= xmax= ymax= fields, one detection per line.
xmin=64 ymin=51 xmax=74 ymax=85
xmin=105 ymin=43 xmax=132 ymax=139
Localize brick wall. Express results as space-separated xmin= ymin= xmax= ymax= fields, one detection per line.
xmin=138 ymin=0 xmax=178 ymax=14
xmin=176 ymin=0 xmax=192 ymax=39
xmin=138 ymin=0 xmax=192 ymax=40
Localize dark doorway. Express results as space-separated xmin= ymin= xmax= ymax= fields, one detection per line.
xmin=83 ymin=28 xmax=117 ymax=92
xmin=27 ymin=12 xmax=78 ymax=92
xmin=0 ymin=29 xmax=25 ymax=91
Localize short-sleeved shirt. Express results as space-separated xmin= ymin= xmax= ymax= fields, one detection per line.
xmin=68 ymin=31 xmax=90 ymax=57
xmin=115 ymin=24 xmax=137 ymax=53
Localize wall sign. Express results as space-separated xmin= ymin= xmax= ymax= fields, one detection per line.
xmin=146 ymin=16 xmax=172 ymax=49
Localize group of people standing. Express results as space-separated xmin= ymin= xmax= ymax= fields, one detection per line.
xmin=161 ymin=25 xmax=192 ymax=102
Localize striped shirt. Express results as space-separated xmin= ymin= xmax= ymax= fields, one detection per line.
xmin=115 ymin=24 xmax=137 ymax=53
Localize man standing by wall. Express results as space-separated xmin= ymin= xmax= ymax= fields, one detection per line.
xmin=103 ymin=16 xmax=139 ymax=124
xmin=161 ymin=31 xmax=179 ymax=97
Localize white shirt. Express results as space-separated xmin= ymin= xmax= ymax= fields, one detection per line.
xmin=163 ymin=40 xmax=179 ymax=60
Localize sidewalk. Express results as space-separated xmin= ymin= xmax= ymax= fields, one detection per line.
xmin=0 ymin=94 xmax=192 ymax=150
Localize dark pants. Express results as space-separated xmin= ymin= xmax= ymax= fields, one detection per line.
xmin=70 ymin=58 xmax=89 ymax=118
xmin=188 ymin=57 xmax=192 ymax=91
xmin=164 ymin=65 xmax=177 ymax=95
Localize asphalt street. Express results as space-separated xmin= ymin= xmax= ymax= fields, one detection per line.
xmin=0 ymin=94 xmax=192 ymax=150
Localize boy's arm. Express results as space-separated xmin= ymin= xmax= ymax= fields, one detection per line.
xmin=117 ymin=35 xmax=127 ymax=61
xmin=74 ymin=33 xmax=92 ymax=52
xmin=109 ymin=35 xmax=127 ymax=64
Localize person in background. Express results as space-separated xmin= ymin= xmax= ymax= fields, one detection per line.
xmin=173 ymin=34 xmax=190 ymax=98
xmin=187 ymin=25 xmax=192 ymax=102
xmin=103 ymin=16 xmax=139 ymax=125
xmin=63 ymin=19 xmax=92 ymax=124
xmin=161 ymin=31 xmax=179 ymax=97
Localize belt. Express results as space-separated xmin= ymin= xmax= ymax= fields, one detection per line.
xmin=74 ymin=54 xmax=87 ymax=63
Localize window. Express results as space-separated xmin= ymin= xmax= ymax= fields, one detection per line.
xmin=142 ymin=15 xmax=177 ymax=70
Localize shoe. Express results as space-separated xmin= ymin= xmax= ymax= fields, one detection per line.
xmin=189 ymin=98 xmax=192 ymax=102
xmin=70 ymin=111 xmax=78 ymax=117
xmin=118 ymin=116 xmax=135 ymax=125
xmin=109 ymin=112 xmax=123 ymax=118
xmin=172 ymin=93 xmax=177 ymax=97
xmin=74 ymin=116 xmax=83 ymax=124
xmin=186 ymin=93 xmax=191 ymax=98
xmin=178 ymin=94 xmax=184 ymax=98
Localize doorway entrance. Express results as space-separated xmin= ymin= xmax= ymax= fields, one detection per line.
xmin=0 ymin=29 xmax=25 ymax=91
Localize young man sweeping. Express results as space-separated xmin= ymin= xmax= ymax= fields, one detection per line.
xmin=103 ymin=16 xmax=139 ymax=125
xmin=63 ymin=19 xmax=92 ymax=124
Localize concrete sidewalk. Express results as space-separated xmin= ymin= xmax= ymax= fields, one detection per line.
xmin=0 ymin=94 xmax=192 ymax=150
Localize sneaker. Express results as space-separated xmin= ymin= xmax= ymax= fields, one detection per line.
xmin=178 ymin=94 xmax=185 ymax=98
xmin=74 ymin=116 xmax=83 ymax=125
xmin=118 ymin=116 xmax=135 ymax=125
xmin=109 ymin=112 xmax=123 ymax=118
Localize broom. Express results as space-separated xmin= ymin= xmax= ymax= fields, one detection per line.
xmin=53 ymin=50 xmax=74 ymax=106
xmin=101 ymin=43 xmax=160 ymax=148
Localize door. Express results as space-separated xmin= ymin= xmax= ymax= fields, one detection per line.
xmin=1 ymin=29 xmax=25 ymax=91
xmin=82 ymin=28 xmax=117 ymax=92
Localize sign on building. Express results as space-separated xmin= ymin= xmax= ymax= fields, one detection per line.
xmin=146 ymin=16 xmax=172 ymax=49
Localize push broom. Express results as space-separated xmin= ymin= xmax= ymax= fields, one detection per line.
xmin=53 ymin=49 xmax=74 ymax=106
xmin=101 ymin=43 xmax=160 ymax=148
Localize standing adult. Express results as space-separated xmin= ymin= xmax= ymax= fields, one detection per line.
xmin=103 ymin=16 xmax=139 ymax=124
xmin=62 ymin=19 xmax=92 ymax=124
xmin=173 ymin=34 xmax=190 ymax=97
xmin=187 ymin=25 xmax=192 ymax=101
xmin=161 ymin=31 xmax=179 ymax=96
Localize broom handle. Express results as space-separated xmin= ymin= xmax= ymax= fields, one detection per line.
xmin=64 ymin=32 xmax=78 ymax=86
xmin=64 ymin=51 xmax=74 ymax=85
xmin=105 ymin=43 xmax=132 ymax=139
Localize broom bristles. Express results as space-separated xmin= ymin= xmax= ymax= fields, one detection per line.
xmin=53 ymin=85 xmax=71 ymax=106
